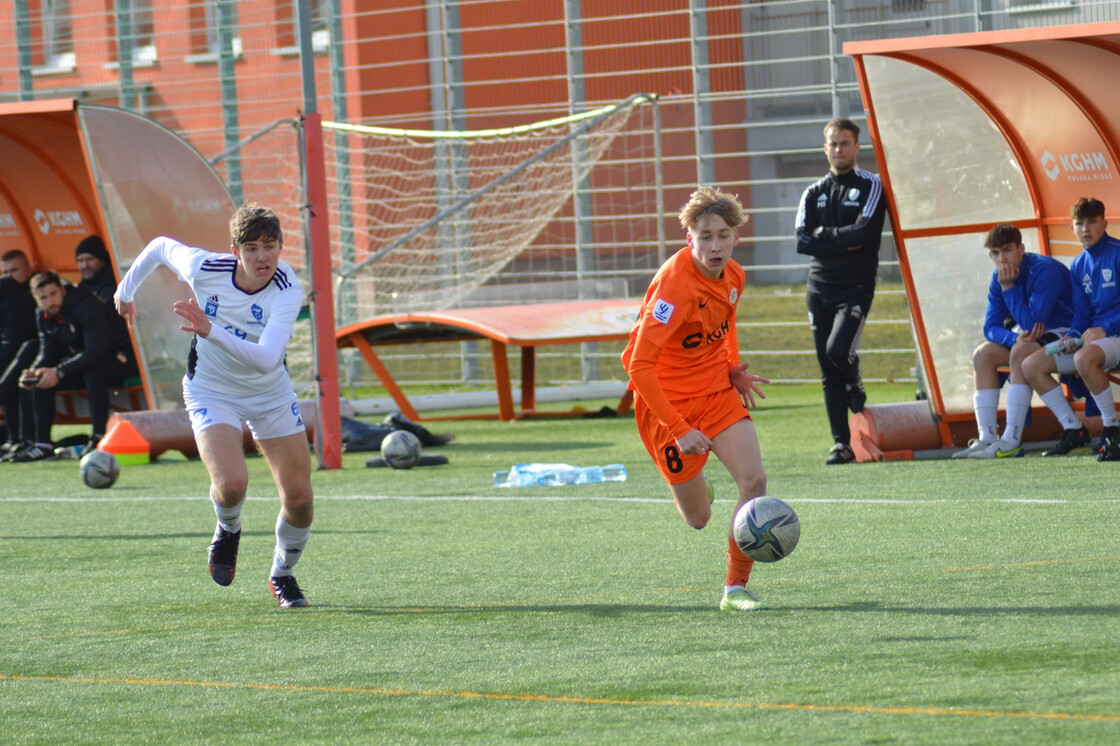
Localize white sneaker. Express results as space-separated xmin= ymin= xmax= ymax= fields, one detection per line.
xmin=951 ymin=438 xmax=991 ymax=459
xmin=967 ymin=439 xmax=1023 ymax=459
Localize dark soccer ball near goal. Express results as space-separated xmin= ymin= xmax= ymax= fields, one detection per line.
xmin=380 ymin=430 xmax=422 ymax=470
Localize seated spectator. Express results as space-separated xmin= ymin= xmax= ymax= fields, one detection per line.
xmin=953 ymin=224 xmax=1074 ymax=459
xmin=1022 ymin=197 xmax=1120 ymax=460
xmin=0 ymin=250 xmax=39 ymax=459
xmin=74 ymin=235 xmax=117 ymax=304
xmin=10 ymin=272 xmax=138 ymax=462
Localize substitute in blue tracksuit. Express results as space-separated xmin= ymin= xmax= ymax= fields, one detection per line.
xmin=1023 ymin=197 xmax=1120 ymax=459
xmin=954 ymin=223 xmax=1074 ymax=460
xmin=795 ymin=117 xmax=888 ymax=465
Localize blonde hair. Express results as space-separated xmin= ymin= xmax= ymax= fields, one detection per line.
xmin=678 ymin=186 xmax=746 ymax=231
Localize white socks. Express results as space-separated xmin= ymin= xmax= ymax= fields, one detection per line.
xmin=974 ymin=389 xmax=1000 ymax=442
xmin=1092 ymin=388 xmax=1119 ymax=427
xmin=211 ymin=490 xmax=242 ymax=533
xmin=272 ymin=516 xmax=311 ymax=578
xmin=1000 ymin=384 xmax=1033 ymax=445
xmin=1040 ymin=387 xmax=1082 ymax=430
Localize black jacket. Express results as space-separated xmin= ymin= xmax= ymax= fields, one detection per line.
xmin=78 ymin=263 xmax=118 ymax=305
xmin=33 ymin=283 xmax=133 ymax=379
xmin=0 ymin=276 xmax=38 ymax=366
xmin=795 ymin=167 xmax=888 ymax=295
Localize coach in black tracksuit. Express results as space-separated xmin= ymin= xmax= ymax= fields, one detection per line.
xmin=13 ymin=272 xmax=139 ymax=461
xmin=0 ymin=269 xmax=39 ymax=452
xmin=795 ymin=117 xmax=888 ymax=465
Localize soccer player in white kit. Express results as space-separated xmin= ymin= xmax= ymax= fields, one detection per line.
xmin=114 ymin=204 xmax=314 ymax=608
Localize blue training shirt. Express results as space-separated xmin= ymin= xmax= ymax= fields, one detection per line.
xmin=983 ymin=252 xmax=1074 ymax=348
xmin=1069 ymin=232 xmax=1120 ymax=337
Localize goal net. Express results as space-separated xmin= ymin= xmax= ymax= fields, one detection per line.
xmin=323 ymin=93 xmax=662 ymax=322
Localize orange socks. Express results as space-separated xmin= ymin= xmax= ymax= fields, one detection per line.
xmin=725 ymin=534 xmax=754 ymax=587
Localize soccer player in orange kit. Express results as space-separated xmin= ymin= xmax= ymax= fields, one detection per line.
xmin=622 ymin=186 xmax=771 ymax=611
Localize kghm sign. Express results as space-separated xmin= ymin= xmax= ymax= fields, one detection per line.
xmin=1040 ymin=150 xmax=1113 ymax=182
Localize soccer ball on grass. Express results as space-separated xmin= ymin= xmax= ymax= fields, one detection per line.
xmin=733 ymin=496 xmax=799 ymax=562
xmin=380 ymin=430 xmax=422 ymax=469
xmin=80 ymin=450 xmax=121 ymax=489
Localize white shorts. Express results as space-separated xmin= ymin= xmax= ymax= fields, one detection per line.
xmin=1053 ymin=336 xmax=1120 ymax=375
xmin=183 ymin=376 xmax=306 ymax=441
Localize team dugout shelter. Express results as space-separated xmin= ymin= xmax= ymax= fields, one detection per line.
xmin=843 ymin=22 xmax=1120 ymax=459
xmin=0 ymin=98 xmax=234 ymax=419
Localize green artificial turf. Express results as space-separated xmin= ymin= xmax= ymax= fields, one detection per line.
xmin=2 ymin=383 xmax=1118 ymax=744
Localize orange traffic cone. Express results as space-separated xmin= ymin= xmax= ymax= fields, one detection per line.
xmin=99 ymin=418 xmax=151 ymax=465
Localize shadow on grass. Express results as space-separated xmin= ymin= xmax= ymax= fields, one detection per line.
xmin=801 ymin=601 xmax=1120 ymax=617
xmin=314 ymin=603 xmax=714 ymax=616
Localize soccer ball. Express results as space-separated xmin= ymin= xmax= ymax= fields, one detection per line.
xmin=381 ymin=430 xmax=422 ymax=469
xmin=80 ymin=450 xmax=121 ymax=489
xmin=733 ymin=496 xmax=800 ymax=562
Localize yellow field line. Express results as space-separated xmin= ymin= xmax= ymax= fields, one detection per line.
xmin=1 ymin=673 xmax=1117 ymax=723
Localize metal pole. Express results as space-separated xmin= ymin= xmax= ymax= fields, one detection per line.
xmin=827 ymin=0 xmax=841 ymax=117
xmin=565 ymin=0 xmax=597 ymax=380
xmin=328 ymin=0 xmax=354 ymax=327
xmin=15 ymin=0 xmax=33 ymax=100
xmin=294 ymin=0 xmax=342 ymax=469
xmin=689 ymin=0 xmax=714 ymax=186
xmin=115 ymin=0 xmax=134 ymax=110
xmin=217 ymin=0 xmax=242 ymax=203
xmin=652 ymin=98 xmax=666 ymax=265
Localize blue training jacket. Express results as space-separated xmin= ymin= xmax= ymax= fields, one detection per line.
xmin=983 ymin=252 xmax=1074 ymax=348
xmin=1069 ymin=232 xmax=1120 ymax=337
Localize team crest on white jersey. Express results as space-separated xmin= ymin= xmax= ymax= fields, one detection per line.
xmin=729 ymin=288 xmax=738 ymax=304
xmin=205 ymin=295 xmax=219 ymax=316
xmin=652 ymin=298 xmax=675 ymax=324
xmin=251 ymin=303 xmax=264 ymax=323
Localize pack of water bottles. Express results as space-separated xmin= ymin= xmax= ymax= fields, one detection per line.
xmin=493 ymin=462 xmax=627 ymax=487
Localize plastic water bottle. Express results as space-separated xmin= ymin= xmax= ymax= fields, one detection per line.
xmin=1045 ymin=336 xmax=1083 ymax=356
xmin=52 ymin=445 xmax=82 ymax=460
xmin=493 ymin=463 xmax=627 ymax=487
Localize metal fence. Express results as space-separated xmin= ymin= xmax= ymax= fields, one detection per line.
xmin=3 ymin=0 xmax=1118 ymax=398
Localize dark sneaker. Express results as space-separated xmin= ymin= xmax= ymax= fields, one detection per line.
xmin=1099 ymin=435 xmax=1120 ymax=462
xmin=383 ymin=411 xmax=455 ymax=446
xmin=8 ymin=442 xmax=55 ymax=463
xmin=269 ymin=575 xmax=309 ymax=608
xmin=208 ymin=526 xmax=241 ymax=586
xmin=825 ymin=443 xmax=856 ymax=465
xmin=79 ymin=434 xmax=103 ymax=459
xmin=1095 ymin=426 xmax=1119 ymax=455
xmin=1043 ymin=426 xmax=1091 ymax=456
xmin=0 ymin=441 xmax=28 ymax=462
xmin=847 ymin=382 xmax=867 ymax=414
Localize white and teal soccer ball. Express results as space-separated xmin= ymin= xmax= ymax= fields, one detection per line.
xmin=381 ymin=430 xmax=422 ymax=469
xmin=733 ymin=496 xmax=800 ymax=562
xmin=80 ymin=450 xmax=121 ymax=489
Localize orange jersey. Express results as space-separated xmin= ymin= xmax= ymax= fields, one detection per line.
xmin=621 ymin=246 xmax=744 ymax=438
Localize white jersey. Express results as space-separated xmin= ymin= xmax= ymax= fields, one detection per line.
xmin=117 ymin=236 xmax=302 ymax=399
